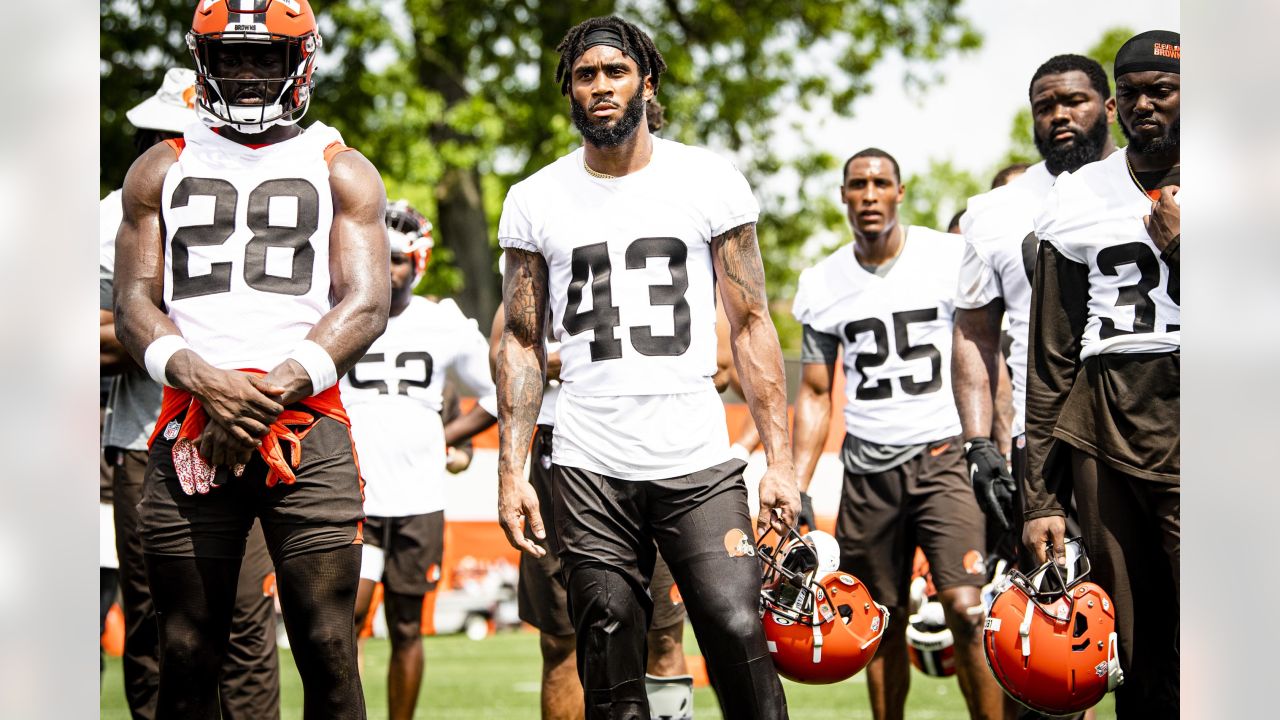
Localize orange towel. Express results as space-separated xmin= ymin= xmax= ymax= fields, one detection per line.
xmin=149 ymin=371 xmax=349 ymax=495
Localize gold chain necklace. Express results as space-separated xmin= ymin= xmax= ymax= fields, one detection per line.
xmin=583 ymin=158 xmax=616 ymax=179
xmin=1124 ymin=152 xmax=1149 ymax=197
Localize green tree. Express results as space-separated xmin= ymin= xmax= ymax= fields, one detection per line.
xmin=101 ymin=0 xmax=982 ymax=334
xmin=899 ymin=158 xmax=985 ymax=232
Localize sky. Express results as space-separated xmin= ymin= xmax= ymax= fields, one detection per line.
xmin=781 ymin=0 xmax=1181 ymax=180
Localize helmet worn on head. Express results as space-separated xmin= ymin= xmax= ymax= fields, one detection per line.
xmin=187 ymin=0 xmax=322 ymax=134
xmin=386 ymin=200 xmax=434 ymax=276
xmin=983 ymin=538 xmax=1123 ymax=715
xmin=758 ymin=525 xmax=889 ymax=684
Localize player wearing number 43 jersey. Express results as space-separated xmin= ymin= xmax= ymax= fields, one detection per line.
xmin=343 ymin=200 xmax=498 ymax=720
xmin=790 ymin=148 xmax=1004 ymax=720
xmin=113 ymin=1 xmax=388 ymax=718
xmin=495 ymin=15 xmax=798 ymax=720
xmin=1022 ymin=31 xmax=1181 ymax=718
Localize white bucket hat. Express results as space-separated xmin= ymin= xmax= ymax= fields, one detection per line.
xmin=125 ymin=68 xmax=198 ymax=133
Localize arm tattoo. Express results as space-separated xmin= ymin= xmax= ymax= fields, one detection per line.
xmin=496 ymin=249 xmax=549 ymax=477
xmin=714 ymin=222 xmax=768 ymax=306
xmin=712 ymin=222 xmax=793 ymax=467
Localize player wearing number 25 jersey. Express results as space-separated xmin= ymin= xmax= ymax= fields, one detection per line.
xmin=791 ymin=148 xmax=1003 ymax=720
xmin=112 ymin=2 xmax=388 ymax=717
xmin=495 ymin=16 xmax=797 ymax=720
xmin=1022 ymin=31 xmax=1181 ymax=717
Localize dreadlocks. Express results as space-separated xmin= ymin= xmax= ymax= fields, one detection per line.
xmin=554 ymin=16 xmax=667 ymax=97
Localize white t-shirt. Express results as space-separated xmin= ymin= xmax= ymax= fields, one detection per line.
xmin=1034 ymin=149 xmax=1180 ymax=358
xmin=536 ymin=340 xmax=561 ymax=428
xmin=100 ymin=189 xmax=124 ymax=272
xmin=793 ymin=227 xmax=963 ymax=445
xmin=955 ymin=160 xmax=1056 ymax=436
xmin=160 ymin=121 xmax=342 ymax=371
xmin=497 ymin=137 xmax=758 ymax=479
xmin=341 ymin=296 xmax=498 ymax=516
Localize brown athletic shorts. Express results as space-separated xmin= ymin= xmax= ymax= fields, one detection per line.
xmin=517 ymin=425 xmax=686 ymax=635
xmin=835 ymin=435 xmax=988 ymax=609
xmin=141 ymin=412 xmax=364 ymax=561
xmin=364 ymin=511 xmax=445 ymax=596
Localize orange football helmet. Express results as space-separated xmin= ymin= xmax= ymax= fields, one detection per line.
xmin=386 ymin=200 xmax=434 ymax=276
xmin=186 ymin=0 xmax=322 ymax=133
xmin=758 ymin=524 xmax=889 ymax=684
xmin=983 ymin=538 xmax=1123 ymax=715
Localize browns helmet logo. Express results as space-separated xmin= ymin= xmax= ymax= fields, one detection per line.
xmin=963 ymin=550 xmax=986 ymax=575
xmin=723 ymin=528 xmax=755 ymax=558
xmin=669 ymin=583 xmax=683 ymax=606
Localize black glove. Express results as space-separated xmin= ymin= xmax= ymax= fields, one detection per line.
xmin=798 ymin=492 xmax=816 ymax=532
xmin=963 ymin=437 xmax=1017 ymax=532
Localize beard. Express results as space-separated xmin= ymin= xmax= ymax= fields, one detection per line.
xmin=571 ymin=86 xmax=647 ymax=148
xmin=1036 ymin=113 xmax=1111 ymax=175
xmin=1122 ymin=116 xmax=1180 ymax=156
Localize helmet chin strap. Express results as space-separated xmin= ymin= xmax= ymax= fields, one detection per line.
xmin=1106 ymin=631 xmax=1125 ymax=690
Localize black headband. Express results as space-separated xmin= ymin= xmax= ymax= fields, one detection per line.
xmin=576 ymin=26 xmax=641 ymax=68
xmin=1114 ymin=30 xmax=1180 ymax=77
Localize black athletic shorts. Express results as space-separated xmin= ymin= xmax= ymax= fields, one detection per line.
xmin=835 ymin=435 xmax=988 ymax=609
xmin=363 ymin=511 xmax=445 ymax=596
xmin=517 ymin=425 xmax=686 ymax=635
xmin=141 ymin=411 xmax=364 ymax=561
xmin=548 ymin=458 xmax=752 ymax=622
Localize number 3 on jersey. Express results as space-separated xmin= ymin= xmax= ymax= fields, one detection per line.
xmin=562 ymin=239 xmax=691 ymax=361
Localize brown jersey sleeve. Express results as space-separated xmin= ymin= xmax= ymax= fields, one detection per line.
xmin=1023 ymin=239 xmax=1090 ymax=520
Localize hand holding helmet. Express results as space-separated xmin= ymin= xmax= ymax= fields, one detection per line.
xmin=757 ymin=522 xmax=889 ymax=684
xmin=983 ymin=538 xmax=1123 ymax=715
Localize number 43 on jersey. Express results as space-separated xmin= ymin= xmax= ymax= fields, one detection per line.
xmin=562 ymin=238 xmax=693 ymax=361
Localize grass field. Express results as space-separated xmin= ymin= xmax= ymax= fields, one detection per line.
xmin=101 ymin=627 xmax=1116 ymax=718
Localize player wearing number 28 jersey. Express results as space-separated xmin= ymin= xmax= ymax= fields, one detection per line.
xmin=112 ymin=2 xmax=388 ymax=717
xmin=790 ymin=148 xmax=1004 ymax=719
xmin=495 ymin=16 xmax=797 ymax=720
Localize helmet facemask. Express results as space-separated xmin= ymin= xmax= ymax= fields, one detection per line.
xmin=758 ymin=524 xmax=845 ymax=627
xmin=187 ymin=29 xmax=319 ymax=134
xmin=1005 ymin=537 xmax=1092 ymax=613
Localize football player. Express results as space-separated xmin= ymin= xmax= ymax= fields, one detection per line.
xmin=952 ymin=54 xmax=1117 ymax=564
xmin=343 ymin=200 xmax=497 ymax=720
xmin=112 ymin=2 xmax=389 ymax=717
xmin=489 ymin=302 xmax=696 ymax=720
xmin=100 ymin=67 xmax=281 ymax=719
xmin=1023 ymin=31 xmax=1180 ymax=717
xmin=790 ymin=148 xmax=1004 ymax=719
xmin=494 ymin=15 xmax=798 ymax=719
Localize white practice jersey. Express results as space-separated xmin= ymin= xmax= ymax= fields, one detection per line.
xmin=1034 ymin=149 xmax=1180 ymax=359
xmin=536 ymin=340 xmax=561 ymax=428
xmin=341 ymin=296 xmax=498 ymax=517
xmin=793 ymin=227 xmax=963 ymax=445
xmin=955 ymin=160 xmax=1056 ymax=436
xmin=160 ymin=121 xmax=342 ymax=370
xmin=100 ymin=189 xmax=124 ymax=272
xmin=498 ymin=137 xmax=757 ymax=479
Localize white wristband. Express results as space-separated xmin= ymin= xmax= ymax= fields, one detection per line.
xmin=143 ymin=335 xmax=190 ymax=387
xmin=289 ymin=340 xmax=338 ymax=394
